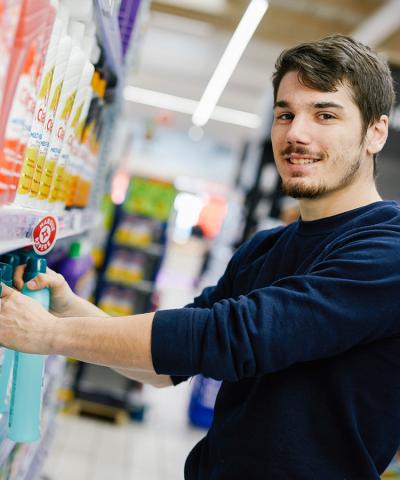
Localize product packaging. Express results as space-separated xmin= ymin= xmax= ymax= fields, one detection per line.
xmin=8 ymin=257 xmax=50 ymax=443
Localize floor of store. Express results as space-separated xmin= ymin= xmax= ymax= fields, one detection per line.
xmin=41 ymin=238 xmax=209 ymax=480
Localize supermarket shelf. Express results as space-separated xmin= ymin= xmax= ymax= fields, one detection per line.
xmin=114 ymin=241 xmax=163 ymax=256
xmin=0 ymin=206 xmax=101 ymax=255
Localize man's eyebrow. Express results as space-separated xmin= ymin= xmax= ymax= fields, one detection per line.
xmin=274 ymin=100 xmax=289 ymax=109
xmin=313 ymin=101 xmax=344 ymax=109
xmin=273 ymin=100 xmax=344 ymax=109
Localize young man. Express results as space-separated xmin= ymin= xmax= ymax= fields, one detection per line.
xmin=1 ymin=35 xmax=399 ymax=479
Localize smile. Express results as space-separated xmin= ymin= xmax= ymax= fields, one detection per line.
xmin=288 ymin=157 xmax=320 ymax=165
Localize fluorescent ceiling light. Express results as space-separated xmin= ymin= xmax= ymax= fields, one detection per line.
xmin=351 ymin=0 xmax=400 ymax=47
xmin=124 ymin=85 xmax=261 ymax=129
xmin=192 ymin=0 xmax=269 ymax=127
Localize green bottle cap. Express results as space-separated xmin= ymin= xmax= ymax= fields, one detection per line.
xmin=0 ymin=263 xmax=13 ymax=285
xmin=24 ymin=258 xmax=47 ymax=281
xmin=17 ymin=251 xmax=34 ymax=265
xmin=69 ymin=242 xmax=81 ymax=258
xmin=0 ymin=253 xmax=19 ymax=270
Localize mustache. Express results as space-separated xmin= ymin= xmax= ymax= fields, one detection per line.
xmin=281 ymin=146 xmax=325 ymax=159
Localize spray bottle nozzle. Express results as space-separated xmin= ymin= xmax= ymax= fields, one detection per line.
xmin=0 ymin=263 xmax=13 ymax=285
xmin=0 ymin=253 xmax=20 ymax=270
xmin=24 ymin=258 xmax=47 ymax=281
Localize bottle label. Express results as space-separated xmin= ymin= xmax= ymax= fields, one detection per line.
xmin=30 ymin=152 xmax=46 ymax=197
xmin=48 ymin=164 xmax=65 ymax=203
xmin=17 ymin=143 xmax=40 ymax=195
xmin=37 ymin=160 xmax=56 ymax=200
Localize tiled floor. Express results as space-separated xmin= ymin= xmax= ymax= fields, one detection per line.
xmin=41 ymin=239 xmax=209 ymax=480
xmin=41 ymin=382 xmax=204 ymax=480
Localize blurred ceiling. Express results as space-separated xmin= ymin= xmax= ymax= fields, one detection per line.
xmin=150 ymin=0 xmax=400 ymax=64
xmin=124 ymin=0 xmax=400 ymax=150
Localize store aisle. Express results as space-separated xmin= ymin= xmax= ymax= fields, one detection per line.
xmin=41 ymin=238 xmax=209 ymax=480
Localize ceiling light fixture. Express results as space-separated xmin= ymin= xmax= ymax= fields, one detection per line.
xmin=192 ymin=0 xmax=269 ymax=128
xmin=124 ymin=85 xmax=261 ymax=128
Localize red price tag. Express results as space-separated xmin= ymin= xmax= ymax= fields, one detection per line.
xmin=32 ymin=215 xmax=58 ymax=255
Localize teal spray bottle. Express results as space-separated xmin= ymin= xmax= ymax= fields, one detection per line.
xmin=0 ymin=258 xmax=17 ymax=413
xmin=8 ymin=257 xmax=50 ymax=443
xmin=14 ymin=249 xmax=37 ymax=266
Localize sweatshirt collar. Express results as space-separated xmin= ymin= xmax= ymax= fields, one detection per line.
xmin=296 ymin=201 xmax=395 ymax=236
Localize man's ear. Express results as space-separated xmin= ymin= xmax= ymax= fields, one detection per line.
xmin=366 ymin=115 xmax=389 ymax=155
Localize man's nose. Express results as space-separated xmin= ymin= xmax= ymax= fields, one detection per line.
xmin=286 ymin=116 xmax=311 ymax=145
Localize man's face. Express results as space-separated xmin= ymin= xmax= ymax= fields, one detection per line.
xmin=271 ymin=71 xmax=368 ymax=199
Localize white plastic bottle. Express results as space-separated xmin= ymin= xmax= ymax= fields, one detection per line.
xmin=64 ymin=84 xmax=93 ymax=209
xmin=63 ymin=0 xmax=93 ymax=23
xmin=49 ymin=60 xmax=94 ymax=213
xmin=14 ymin=2 xmax=69 ymax=206
xmin=24 ymin=18 xmax=73 ymax=208
xmin=35 ymin=20 xmax=86 ymax=209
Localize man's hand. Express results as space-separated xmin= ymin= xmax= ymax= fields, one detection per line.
xmin=13 ymin=265 xmax=77 ymax=317
xmin=0 ymin=283 xmax=56 ymax=354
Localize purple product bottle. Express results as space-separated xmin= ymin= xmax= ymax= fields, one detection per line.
xmin=58 ymin=241 xmax=96 ymax=300
xmin=118 ymin=0 xmax=141 ymax=57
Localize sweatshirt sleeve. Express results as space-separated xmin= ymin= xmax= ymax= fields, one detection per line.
xmin=152 ymin=229 xmax=400 ymax=381
xmin=167 ymin=233 xmax=267 ymax=385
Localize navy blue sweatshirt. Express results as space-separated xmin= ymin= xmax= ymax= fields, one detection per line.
xmin=152 ymin=201 xmax=400 ymax=479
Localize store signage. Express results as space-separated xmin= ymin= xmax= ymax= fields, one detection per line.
xmin=32 ymin=215 xmax=58 ymax=255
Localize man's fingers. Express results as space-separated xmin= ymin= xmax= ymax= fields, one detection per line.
xmin=26 ymin=269 xmax=61 ymax=291
xmin=12 ymin=265 xmax=64 ymax=292
xmin=26 ymin=273 xmax=51 ymax=290
xmin=13 ymin=264 xmax=25 ymax=290
xmin=1 ymin=283 xmax=16 ymax=298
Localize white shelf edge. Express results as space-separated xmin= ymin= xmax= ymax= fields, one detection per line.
xmin=0 ymin=207 xmax=101 ymax=255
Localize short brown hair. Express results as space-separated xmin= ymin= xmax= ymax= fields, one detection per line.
xmin=272 ymin=35 xmax=395 ymax=175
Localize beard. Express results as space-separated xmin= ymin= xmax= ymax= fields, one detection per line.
xmin=281 ymin=147 xmax=363 ymax=199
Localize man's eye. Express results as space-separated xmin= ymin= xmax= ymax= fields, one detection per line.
xmin=318 ymin=113 xmax=335 ymax=120
xmin=276 ymin=113 xmax=293 ymax=121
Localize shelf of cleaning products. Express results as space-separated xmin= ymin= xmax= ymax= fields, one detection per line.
xmin=0 ymin=207 xmax=101 ymax=255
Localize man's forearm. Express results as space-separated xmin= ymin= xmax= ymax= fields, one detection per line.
xmin=59 ymin=293 xmax=109 ymax=318
xmin=50 ymin=312 xmax=155 ymax=371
